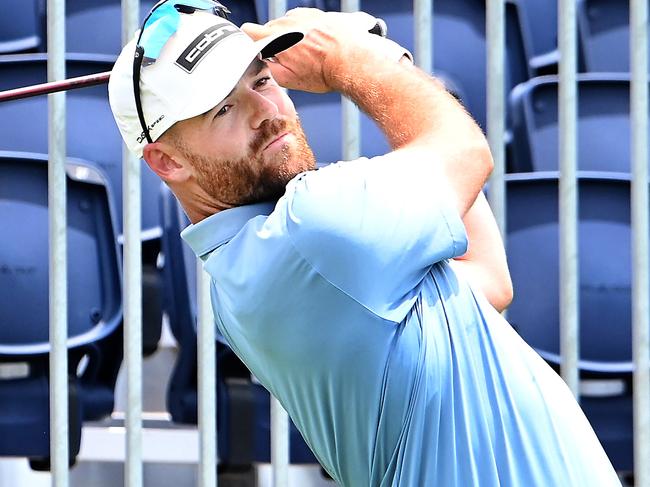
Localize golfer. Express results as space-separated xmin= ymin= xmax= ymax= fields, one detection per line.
xmin=109 ymin=3 xmax=620 ymax=485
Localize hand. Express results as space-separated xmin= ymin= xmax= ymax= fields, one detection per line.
xmin=242 ymin=8 xmax=380 ymax=93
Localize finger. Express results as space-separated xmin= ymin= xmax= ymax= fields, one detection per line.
xmin=265 ymin=61 xmax=296 ymax=88
xmin=241 ymin=22 xmax=271 ymax=41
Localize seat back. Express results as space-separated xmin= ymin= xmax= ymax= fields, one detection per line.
xmin=506 ymin=171 xmax=639 ymax=373
xmin=577 ymin=0 xmax=640 ymax=73
xmin=0 ymin=150 xmax=122 ymax=461
xmin=0 ymin=0 xmax=41 ymax=53
xmin=508 ymin=74 xmax=648 ymax=173
xmin=515 ymin=0 xmax=558 ymax=58
xmin=0 ymin=151 xmax=122 ymax=354
xmin=0 ymin=54 xmax=162 ymax=239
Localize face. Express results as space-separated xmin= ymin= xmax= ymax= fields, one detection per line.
xmin=169 ymin=58 xmax=316 ymax=208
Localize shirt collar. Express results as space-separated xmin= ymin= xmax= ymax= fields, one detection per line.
xmin=181 ymin=202 xmax=275 ymax=258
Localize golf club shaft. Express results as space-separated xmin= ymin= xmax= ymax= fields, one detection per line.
xmin=0 ymin=71 xmax=111 ymax=103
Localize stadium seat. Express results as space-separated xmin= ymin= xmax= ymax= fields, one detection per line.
xmin=0 ymin=0 xmax=41 ymax=53
xmin=46 ymin=0 xmax=257 ymax=56
xmin=0 ymin=53 xmax=161 ymax=239
xmin=508 ymin=73 xmax=649 ymax=173
xmin=515 ymin=0 xmax=560 ymax=73
xmin=159 ymin=185 xmax=317 ymax=466
xmin=505 ymin=171 xmax=641 ymax=471
xmin=291 ymin=0 xmax=531 ymax=164
xmin=0 ymin=151 xmax=122 ymax=468
xmin=0 ymin=53 xmax=165 ymax=354
xmin=577 ymin=0 xmax=643 ymax=73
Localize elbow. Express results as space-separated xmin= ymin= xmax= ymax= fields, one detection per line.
xmin=462 ymin=135 xmax=493 ymax=187
xmin=493 ymin=276 xmax=514 ymax=313
xmin=477 ymin=138 xmax=494 ymax=180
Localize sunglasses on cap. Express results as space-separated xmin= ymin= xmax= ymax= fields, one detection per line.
xmin=133 ymin=0 xmax=231 ymax=145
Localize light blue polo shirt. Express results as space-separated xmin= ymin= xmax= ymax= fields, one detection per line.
xmin=182 ymin=154 xmax=620 ymax=486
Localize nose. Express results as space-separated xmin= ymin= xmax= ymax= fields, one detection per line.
xmin=247 ymin=90 xmax=279 ymax=129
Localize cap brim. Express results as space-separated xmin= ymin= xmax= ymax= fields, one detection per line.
xmin=257 ymin=31 xmax=304 ymax=59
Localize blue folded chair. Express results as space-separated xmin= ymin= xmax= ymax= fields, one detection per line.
xmin=0 ymin=53 xmax=162 ymax=240
xmin=516 ymin=0 xmax=558 ymax=59
xmin=513 ymin=0 xmax=561 ymax=74
xmin=0 ymin=0 xmax=41 ymax=53
xmin=0 ymin=150 xmax=122 ymax=469
xmin=159 ymin=184 xmax=317 ymax=466
xmin=508 ymin=73 xmax=649 ymax=173
xmin=505 ymin=171 xmax=641 ymax=472
xmin=577 ymin=0 xmax=644 ymax=73
xmin=0 ymin=54 xmax=165 ymax=353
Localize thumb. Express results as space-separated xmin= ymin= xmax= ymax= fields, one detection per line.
xmin=241 ymin=22 xmax=270 ymax=41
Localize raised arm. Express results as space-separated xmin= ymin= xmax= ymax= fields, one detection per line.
xmin=242 ymin=8 xmax=493 ymax=217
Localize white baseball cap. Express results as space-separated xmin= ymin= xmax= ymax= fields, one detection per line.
xmin=108 ymin=7 xmax=303 ymax=158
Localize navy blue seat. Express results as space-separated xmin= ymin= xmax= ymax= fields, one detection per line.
xmin=159 ymin=184 xmax=317 ymax=466
xmin=514 ymin=0 xmax=560 ymax=74
xmin=508 ymin=73 xmax=650 ymax=173
xmin=291 ymin=0 xmax=531 ymax=164
xmin=577 ymin=0 xmax=645 ymax=73
xmin=517 ymin=0 xmax=558 ymax=59
xmin=0 ymin=53 xmax=161 ymax=239
xmin=0 ymin=0 xmax=41 ymax=53
xmin=0 ymin=151 xmax=122 ymax=467
xmin=51 ymin=0 xmax=257 ymax=55
xmin=505 ymin=171 xmax=642 ymax=471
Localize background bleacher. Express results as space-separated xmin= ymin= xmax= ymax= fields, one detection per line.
xmin=0 ymin=0 xmax=646 ymax=484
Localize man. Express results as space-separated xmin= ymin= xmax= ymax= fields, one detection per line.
xmin=109 ymin=3 xmax=621 ymax=485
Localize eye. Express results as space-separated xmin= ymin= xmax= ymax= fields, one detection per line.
xmin=254 ymin=76 xmax=271 ymax=89
xmin=214 ymin=104 xmax=232 ymax=118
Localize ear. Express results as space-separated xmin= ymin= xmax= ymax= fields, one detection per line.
xmin=142 ymin=142 xmax=190 ymax=183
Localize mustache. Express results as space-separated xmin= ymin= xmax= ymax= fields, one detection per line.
xmin=249 ymin=118 xmax=290 ymax=155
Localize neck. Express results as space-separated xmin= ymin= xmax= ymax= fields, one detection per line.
xmin=168 ymin=181 xmax=230 ymax=224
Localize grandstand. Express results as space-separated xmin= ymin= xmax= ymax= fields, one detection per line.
xmin=0 ymin=0 xmax=647 ymax=486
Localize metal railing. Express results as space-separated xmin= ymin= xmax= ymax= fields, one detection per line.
xmin=36 ymin=0 xmax=650 ymax=486
xmin=47 ymin=0 xmax=68 ymax=484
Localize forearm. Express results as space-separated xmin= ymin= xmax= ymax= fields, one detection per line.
xmin=322 ymin=34 xmax=493 ymax=216
xmin=453 ymin=192 xmax=513 ymax=311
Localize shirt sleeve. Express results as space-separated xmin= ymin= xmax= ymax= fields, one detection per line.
xmin=283 ymin=153 xmax=468 ymax=323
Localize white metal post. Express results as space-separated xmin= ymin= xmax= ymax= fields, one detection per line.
xmin=198 ymin=264 xmax=217 ymax=487
xmin=122 ymin=1 xmax=143 ymax=487
xmin=558 ymin=0 xmax=579 ymax=397
xmin=413 ymin=0 xmax=433 ymax=73
xmin=266 ymin=3 xmax=290 ymax=483
xmin=631 ymin=0 xmax=649 ymax=484
xmin=47 ymin=0 xmax=68 ymax=484
xmin=341 ymin=0 xmax=361 ymax=161
xmin=486 ymin=0 xmax=506 ymax=240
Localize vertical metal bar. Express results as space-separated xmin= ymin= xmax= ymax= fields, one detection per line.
xmin=270 ymin=396 xmax=290 ymax=487
xmin=631 ymin=0 xmax=649 ymax=484
xmin=47 ymin=0 xmax=68 ymax=484
xmin=266 ymin=3 xmax=290 ymax=483
xmin=122 ymin=2 xmax=143 ymax=487
xmin=413 ymin=0 xmax=432 ymax=73
xmin=268 ymin=0 xmax=286 ymax=22
xmin=558 ymin=0 xmax=579 ymax=397
xmin=341 ymin=0 xmax=361 ymax=160
xmin=486 ymin=0 xmax=506 ymax=239
xmin=198 ymin=264 xmax=217 ymax=487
